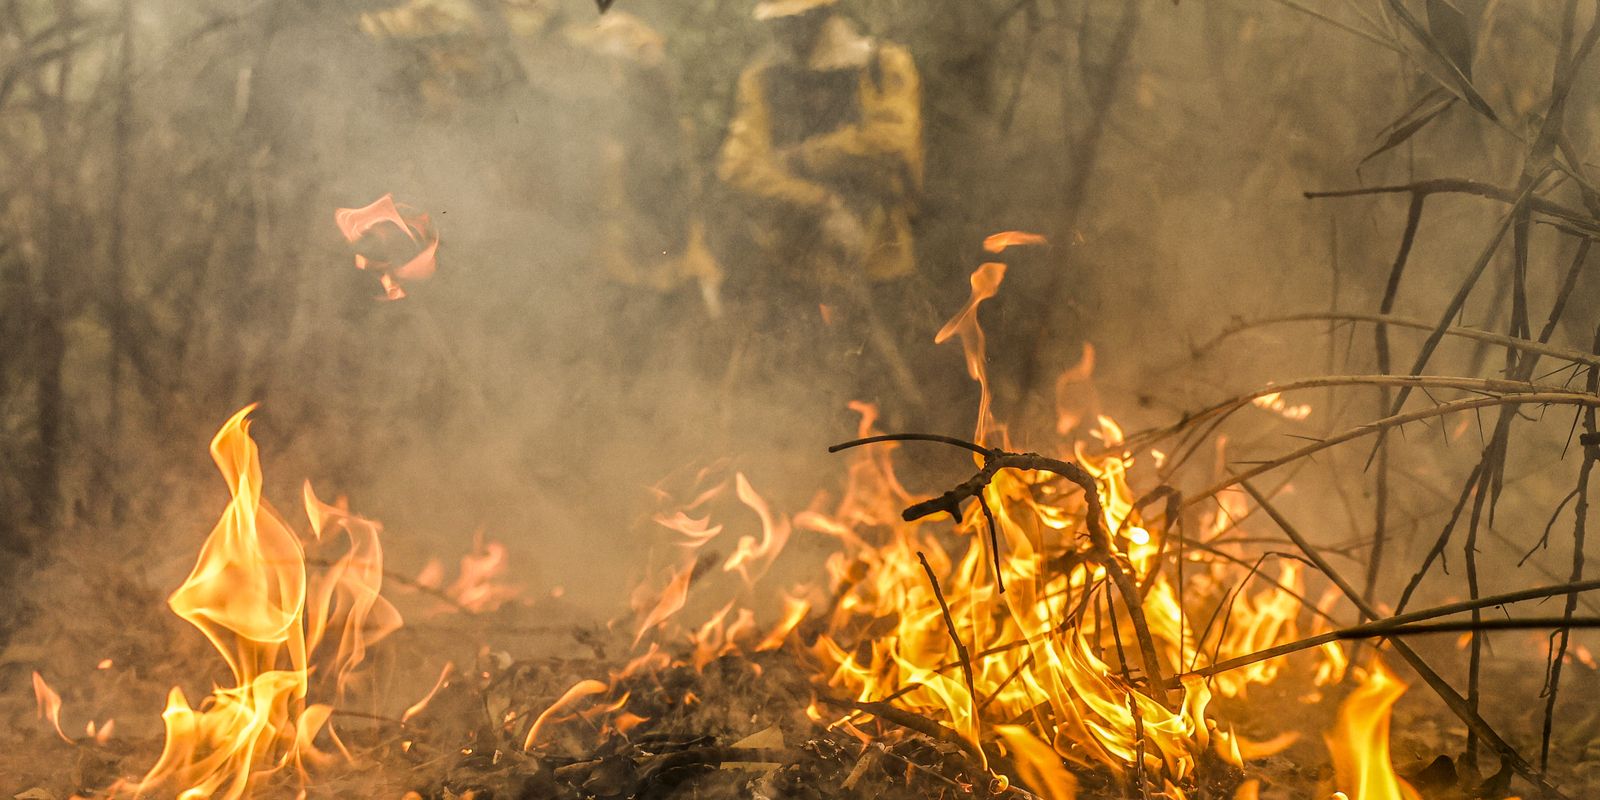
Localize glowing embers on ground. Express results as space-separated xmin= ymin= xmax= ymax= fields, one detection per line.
xmin=131 ymin=405 xmax=401 ymax=799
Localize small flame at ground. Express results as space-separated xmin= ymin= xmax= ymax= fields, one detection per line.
xmin=1325 ymin=659 xmax=1419 ymax=800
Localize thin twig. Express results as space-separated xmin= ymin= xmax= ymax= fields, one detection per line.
xmin=1540 ymin=327 xmax=1600 ymax=770
xmin=1174 ymin=577 xmax=1600 ymax=680
xmin=1199 ymin=312 xmax=1600 ymax=372
xmin=833 ymin=434 xmax=1172 ymax=702
xmin=1181 ymin=392 xmax=1600 ymax=510
xmin=1240 ymin=481 xmax=1567 ymax=799
xmin=1305 ymin=179 xmax=1595 ymax=235
xmin=918 ymin=550 xmax=982 ymax=759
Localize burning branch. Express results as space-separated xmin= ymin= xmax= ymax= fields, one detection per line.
xmin=916 ymin=550 xmax=983 ymax=766
xmin=830 ymin=433 xmax=1171 ymax=703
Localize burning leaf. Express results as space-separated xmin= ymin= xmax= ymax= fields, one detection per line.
xmin=983 ymin=230 xmax=1049 ymax=253
xmin=333 ymin=193 xmax=439 ymax=301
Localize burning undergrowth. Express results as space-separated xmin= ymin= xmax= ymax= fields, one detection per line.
xmin=5 ymin=230 xmax=1502 ymax=800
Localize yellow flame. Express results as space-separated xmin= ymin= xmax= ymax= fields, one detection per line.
xmin=1325 ymin=659 xmax=1420 ymax=800
xmin=131 ymin=406 xmax=400 ymax=799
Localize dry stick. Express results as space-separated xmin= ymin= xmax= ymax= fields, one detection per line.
xmin=1540 ymin=330 xmax=1600 ymax=771
xmin=1395 ymin=462 xmax=1484 ymax=613
xmin=831 ymin=435 xmax=1172 ymax=704
xmin=977 ymin=651 xmax=1035 ymax=714
xmin=1200 ymin=312 xmax=1600 ymax=372
xmin=1179 ymin=392 xmax=1600 ymax=512
xmin=918 ymin=550 xmax=982 ymax=762
xmin=1449 ymin=227 xmax=1591 ymax=765
xmin=1175 ymin=577 xmax=1600 ymax=680
xmin=937 ymin=560 xmax=1583 ymax=688
xmin=1454 ymin=233 xmax=1582 ymax=763
xmin=1381 ymin=205 xmax=1520 ymax=424
xmin=978 ymin=493 xmax=1007 ymax=595
xmin=1105 ymin=588 xmax=1148 ymax=799
xmin=1122 ymin=375 xmax=1577 ymax=455
xmin=1365 ymin=193 xmax=1427 ymax=609
xmin=1338 ymin=617 xmax=1600 ymax=637
xmin=1304 ymin=179 xmax=1596 ymax=235
xmin=818 ymin=696 xmax=985 ymax=765
xmin=1462 ymin=457 xmax=1492 ymax=769
xmin=1239 ymin=481 xmax=1568 ymax=800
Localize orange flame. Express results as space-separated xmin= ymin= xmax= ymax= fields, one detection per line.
xmin=936 ymin=261 xmax=1006 ymax=443
xmin=131 ymin=405 xmax=401 ymax=799
xmin=402 ymin=662 xmax=455 ymax=724
xmin=523 ymin=679 xmax=609 ymax=751
xmin=32 ymin=672 xmax=71 ymax=744
xmin=1325 ymin=659 xmax=1420 ymax=800
xmin=565 ymin=231 xmax=1336 ymax=796
xmin=994 ymin=724 xmax=1078 ymax=799
xmin=333 ymin=193 xmax=439 ymax=301
xmin=982 ymin=230 xmax=1049 ymax=253
xmin=635 ymin=561 xmax=695 ymax=645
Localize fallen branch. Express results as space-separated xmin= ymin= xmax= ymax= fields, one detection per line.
xmin=831 ymin=434 xmax=1171 ymax=703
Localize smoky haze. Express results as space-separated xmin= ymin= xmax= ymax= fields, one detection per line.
xmin=2 ymin=0 xmax=1598 ymax=693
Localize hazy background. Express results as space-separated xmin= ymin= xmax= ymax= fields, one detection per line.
xmin=2 ymin=0 xmax=1598 ymax=708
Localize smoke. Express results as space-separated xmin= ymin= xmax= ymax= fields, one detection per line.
xmin=2 ymin=0 xmax=1598 ymax=692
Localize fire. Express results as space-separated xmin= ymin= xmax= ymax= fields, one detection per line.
xmin=935 ymin=261 xmax=1007 ymax=442
xmin=416 ymin=531 xmax=524 ymax=613
xmin=333 ymin=193 xmax=439 ymax=300
xmin=32 ymin=671 xmax=71 ymax=744
xmin=983 ymin=230 xmax=1049 ymax=253
xmin=793 ymin=256 xmax=1243 ymax=790
xmin=1325 ymin=659 xmax=1420 ymax=800
xmin=130 ymin=405 xmax=401 ymax=799
xmin=82 ymin=227 xmax=1381 ymax=797
xmin=1251 ymin=390 xmax=1312 ymax=421
xmin=523 ymin=679 xmax=610 ymax=751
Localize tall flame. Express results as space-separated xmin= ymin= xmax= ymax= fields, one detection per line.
xmin=132 ymin=405 xmax=400 ymax=799
xmin=936 ymin=261 xmax=1007 ymax=443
